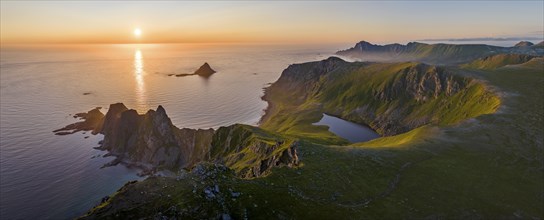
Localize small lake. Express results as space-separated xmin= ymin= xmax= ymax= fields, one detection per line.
xmin=313 ymin=114 xmax=380 ymax=143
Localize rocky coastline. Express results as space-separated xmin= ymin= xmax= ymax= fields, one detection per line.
xmin=55 ymin=103 xmax=299 ymax=178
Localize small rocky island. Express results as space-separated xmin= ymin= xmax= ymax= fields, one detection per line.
xmin=175 ymin=62 xmax=217 ymax=77
xmin=193 ymin=62 xmax=216 ymax=77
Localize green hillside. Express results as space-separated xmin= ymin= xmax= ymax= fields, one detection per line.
xmin=462 ymin=54 xmax=539 ymax=70
xmin=261 ymin=57 xmax=500 ymax=138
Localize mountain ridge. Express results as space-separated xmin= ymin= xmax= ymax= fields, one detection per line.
xmin=336 ymin=40 xmax=544 ymax=64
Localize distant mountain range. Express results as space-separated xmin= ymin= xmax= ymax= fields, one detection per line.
xmin=336 ymin=40 xmax=544 ymax=65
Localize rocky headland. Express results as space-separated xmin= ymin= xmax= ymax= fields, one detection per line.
xmin=55 ymin=103 xmax=298 ymax=178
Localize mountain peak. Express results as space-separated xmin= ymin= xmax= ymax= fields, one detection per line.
xmin=354 ymin=41 xmax=378 ymax=49
xmin=194 ymin=62 xmax=216 ymax=77
xmin=156 ymin=105 xmax=166 ymax=115
xmin=514 ymin=41 xmax=534 ymax=47
xmin=357 ymin=40 xmax=374 ymax=45
xmin=324 ymin=56 xmax=345 ymax=62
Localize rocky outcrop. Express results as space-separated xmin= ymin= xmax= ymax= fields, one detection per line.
xmin=175 ymin=62 xmax=217 ymax=77
xmin=56 ymin=103 xmax=299 ymax=177
xmin=209 ymin=124 xmax=299 ymax=178
xmin=271 ymin=56 xmax=346 ymax=98
xmin=97 ymin=104 xmax=215 ymax=169
xmin=514 ymin=41 xmax=534 ymax=47
xmin=194 ymin=62 xmax=216 ymax=77
xmin=365 ymin=63 xmax=468 ymax=103
xmin=53 ymin=107 xmax=104 ymax=135
xmin=336 ymin=40 xmax=543 ymax=64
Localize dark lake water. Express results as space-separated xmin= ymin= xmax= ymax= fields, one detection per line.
xmin=313 ymin=114 xmax=380 ymax=143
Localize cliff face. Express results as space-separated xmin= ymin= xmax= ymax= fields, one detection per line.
xmin=336 ymin=41 xmax=543 ymax=65
xmin=209 ymin=124 xmax=299 ymax=178
xmin=339 ymin=63 xmax=472 ymax=135
xmin=261 ymin=57 xmax=500 ymax=137
xmin=376 ymin=64 xmax=467 ymax=102
xmin=270 ymin=56 xmax=346 ymax=100
xmin=98 ymin=104 xmax=214 ymax=168
xmin=56 ymin=103 xmax=299 ymax=177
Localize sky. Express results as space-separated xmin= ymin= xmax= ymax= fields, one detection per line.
xmin=1 ymin=1 xmax=543 ymax=44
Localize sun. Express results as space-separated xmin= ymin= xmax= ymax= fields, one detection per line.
xmin=133 ymin=28 xmax=142 ymax=37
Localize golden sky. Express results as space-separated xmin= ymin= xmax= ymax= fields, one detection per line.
xmin=1 ymin=1 xmax=542 ymax=44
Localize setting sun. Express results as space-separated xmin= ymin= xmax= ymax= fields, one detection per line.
xmin=133 ymin=28 xmax=142 ymax=37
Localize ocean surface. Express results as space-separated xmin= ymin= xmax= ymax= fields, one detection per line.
xmin=0 ymin=43 xmax=342 ymax=219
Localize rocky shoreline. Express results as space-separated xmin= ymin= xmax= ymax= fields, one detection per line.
xmin=55 ymin=103 xmax=300 ymax=178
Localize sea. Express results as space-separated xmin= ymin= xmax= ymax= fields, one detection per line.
xmin=0 ymin=43 xmax=342 ymax=219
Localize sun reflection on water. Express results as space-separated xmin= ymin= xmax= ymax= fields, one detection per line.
xmin=134 ymin=49 xmax=148 ymax=112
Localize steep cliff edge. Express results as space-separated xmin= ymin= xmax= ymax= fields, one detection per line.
xmin=95 ymin=104 xmax=214 ymax=169
xmin=55 ymin=103 xmax=299 ymax=177
xmin=210 ymin=124 xmax=299 ymax=178
xmin=261 ymin=57 xmax=500 ymax=137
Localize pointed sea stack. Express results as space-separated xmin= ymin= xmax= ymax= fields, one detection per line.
xmin=194 ymin=62 xmax=216 ymax=77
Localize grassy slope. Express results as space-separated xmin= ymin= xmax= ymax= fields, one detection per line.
xmin=209 ymin=124 xmax=297 ymax=176
xmin=339 ymin=42 xmax=506 ymax=64
xmin=256 ymin=62 xmax=542 ymax=218
xmin=407 ymin=43 xmax=499 ymax=64
xmin=250 ymin=60 xmax=542 ymax=218
xmin=83 ymin=60 xmax=543 ymax=219
xmin=321 ymin=63 xmax=499 ymax=128
xmin=462 ymin=54 xmax=539 ymax=70
xmin=261 ymin=61 xmax=500 ymax=137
